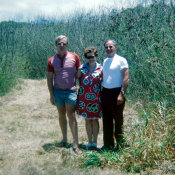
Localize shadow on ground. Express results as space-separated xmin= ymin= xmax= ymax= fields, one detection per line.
xmin=42 ymin=141 xmax=72 ymax=152
xmin=42 ymin=142 xmax=102 ymax=152
xmin=42 ymin=141 xmax=126 ymax=153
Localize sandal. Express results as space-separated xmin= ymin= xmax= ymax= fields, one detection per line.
xmin=73 ymin=147 xmax=82 ymax=155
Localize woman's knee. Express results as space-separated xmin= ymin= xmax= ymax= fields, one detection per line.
xmin=85 ymin=119 xmax=92 ymax=124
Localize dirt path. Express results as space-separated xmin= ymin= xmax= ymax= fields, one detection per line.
xmin=0 ymin=79 xmax=138 ymax=175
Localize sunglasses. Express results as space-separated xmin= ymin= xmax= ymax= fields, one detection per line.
xmin=105 ymin=46 xmax=113 ymax=49
xmin=86 ymin=56 xmax=95 ymax=59
xmin=57 ymin=42 xmax=67 ymax=46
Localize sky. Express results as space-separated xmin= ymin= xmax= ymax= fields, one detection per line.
xmin=0 ymin=0 xmax=148 ymax=22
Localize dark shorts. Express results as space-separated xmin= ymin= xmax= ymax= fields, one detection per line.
xmin=53 ymin=88 xmax=77 ymax=106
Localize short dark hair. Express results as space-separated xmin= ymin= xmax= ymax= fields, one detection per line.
xmin=84 ymin=47 xmax=98 ymax=58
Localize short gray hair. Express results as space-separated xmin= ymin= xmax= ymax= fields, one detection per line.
xmin=55 ymin=35 xmax=68 ymax=45
xmin=104 ymin=39 xmax=116 ymax=47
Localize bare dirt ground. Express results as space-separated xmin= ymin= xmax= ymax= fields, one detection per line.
xmin=0 ymin=79 xmax=141 ymax=175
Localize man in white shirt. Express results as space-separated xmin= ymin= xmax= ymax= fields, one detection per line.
xmin=101 ymin=39 xmax=129 ymax=150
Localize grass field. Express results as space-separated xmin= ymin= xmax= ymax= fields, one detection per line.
xmin=0 ymin=79 xmax=174 ymax=175
xmin=0 ymin=1 xmax=174 ymax=174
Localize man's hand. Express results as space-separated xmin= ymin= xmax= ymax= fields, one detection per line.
xmin=47 ymin=72 xmax=55 ymax=105
xmin=117 ymin=93 xmax=125 ymax=106
xmin=50 ymin=95 xmax=56 ymax=105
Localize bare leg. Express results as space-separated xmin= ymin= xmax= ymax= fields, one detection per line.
xmin=92 ymin=119 xmax=99 ymax=144
xmin=65 ymin=103 xmax=79 ymax=148
xmin=85 ymin=119 xmax=93 ymax=144
xmin=56 ymin=105 xmax=67 ymax=142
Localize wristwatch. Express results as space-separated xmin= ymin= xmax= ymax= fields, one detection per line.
xmin=121 ymin=90 xmax=125 ymax=95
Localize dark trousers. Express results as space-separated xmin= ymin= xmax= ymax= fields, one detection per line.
xmin=101 ymin=87 xmax=125 ymax=147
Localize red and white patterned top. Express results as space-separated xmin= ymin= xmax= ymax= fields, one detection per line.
xmin=76 ymin=62 xmax=103 ymax=119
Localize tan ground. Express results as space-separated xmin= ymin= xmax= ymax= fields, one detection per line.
xmin=0 ymin=79 xmax=139 ymax=175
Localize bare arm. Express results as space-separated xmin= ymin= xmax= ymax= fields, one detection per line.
xmin=121 ymin=68 xmax=129 ymax=92
xmin=76 ymin=68 xmax=82 ymax=79
xmin=117 ymin=68 xmax=129 ymax=105
xmin=47 ymin=72 xmax=55 ymax=105
xmin=76 ymin=69 xmax=82 ymax=88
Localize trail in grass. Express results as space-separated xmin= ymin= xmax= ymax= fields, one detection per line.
xmin=0 ymin=79 xmax=139 ymax=175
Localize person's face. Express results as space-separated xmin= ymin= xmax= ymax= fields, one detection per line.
xmin=56 ymin=38 xmax=68 ymax=54
xmin=86 ymin=52 xmax=96 ymax=64
xmin=104 ymin=41 xmax=117 ymax=57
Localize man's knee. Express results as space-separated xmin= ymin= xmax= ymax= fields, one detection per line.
xmin=67 ymin=113 xmax=77 ymax=123
xmin=57 ymin=105 xmax=66 ymax=116
xmin=59 ymin=111 xmax=66 ymax=117
xmin=66 ymin=103 xmax=76 ymax=113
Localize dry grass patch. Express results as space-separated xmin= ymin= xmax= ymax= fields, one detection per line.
xmin=0 ymin=79 xmax=128 ymax=175
xmin=1 ymin=79 xmax=174 ymax=174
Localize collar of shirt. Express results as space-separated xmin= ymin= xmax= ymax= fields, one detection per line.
xmin=57 ymin=52 xmax=68 ymax=60
xmin=83 ymin=62 xmax=101 ymax=70
xmin=57 ymin=52 xmax=68 ymax=68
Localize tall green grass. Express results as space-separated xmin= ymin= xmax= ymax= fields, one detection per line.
xmin=80 ymin=101 xmax=174 ymax=173
xmin=0 ymin=1 xmax=174 ymax=100
xmin=0 ymin=0 xmax=174 ymax=173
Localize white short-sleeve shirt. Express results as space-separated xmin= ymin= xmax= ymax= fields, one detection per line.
xmin=102 ymin=54 xmax=129 ymax=88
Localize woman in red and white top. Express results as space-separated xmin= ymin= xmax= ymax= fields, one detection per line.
xmin=76 ymin=47 xmax=103 ymax=149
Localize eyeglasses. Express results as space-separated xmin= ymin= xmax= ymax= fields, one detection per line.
xmin=86 ymin=56 xmax=95 ymax=59
xmin=57 ymin=42 xmax=67 ymax=46
xmin=105 ymin=46 xmax=113 ymax=49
